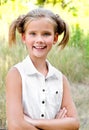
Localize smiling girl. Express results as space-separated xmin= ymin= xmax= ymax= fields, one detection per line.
xmin=6 ymin=8 xmax=80 ymax=130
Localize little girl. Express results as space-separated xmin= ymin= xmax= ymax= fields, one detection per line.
xmin=6 ymin=8 xmax=80 ymax=130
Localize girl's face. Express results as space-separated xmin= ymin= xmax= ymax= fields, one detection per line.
xmin=22 ymin=18 xmax=58 ymax=60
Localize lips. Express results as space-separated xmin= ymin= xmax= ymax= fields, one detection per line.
xmin=33 ymin=45 xmax=47 ymax=49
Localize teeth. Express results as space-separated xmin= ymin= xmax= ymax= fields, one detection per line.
xmin=34 ymin=46 xmax=45 ymax=49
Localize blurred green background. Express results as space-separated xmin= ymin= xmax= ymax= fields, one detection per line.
xmin=0 ymin=0 xmax=89 ymax=129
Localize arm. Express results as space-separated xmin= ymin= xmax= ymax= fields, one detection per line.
xmin=24 ymin=75 xmax=80 ymax=130
xmin=6 ymin=67 xmax=39 ymax=130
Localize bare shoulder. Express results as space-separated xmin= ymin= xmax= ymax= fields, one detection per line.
xmin=6 ymin=67 xmax=20 ymax=78
xmin=6 ymin=67 xmax=21 ymax=82
xmin=6 ymin=67 xmax=22 ymax=90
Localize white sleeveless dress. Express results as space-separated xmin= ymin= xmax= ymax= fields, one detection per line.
xmin=14 ymin=55 xmax=63 ymax=119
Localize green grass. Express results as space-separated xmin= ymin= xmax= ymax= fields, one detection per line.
xmin=71 ymin=83 xmax=89 ymax=130
xmin=48 ymin=45 xmax=89 ymax=84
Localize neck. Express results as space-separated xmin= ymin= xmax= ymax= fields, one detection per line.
xmin=30 ymin=56 xmax=48 ymax=76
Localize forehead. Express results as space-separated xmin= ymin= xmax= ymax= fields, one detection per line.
xmin=25 ymin=17 xmax=55 ymax=31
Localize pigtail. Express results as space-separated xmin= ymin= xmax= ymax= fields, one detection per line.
xmin=59 ymin=21 xmax=69 ymax=49
xmin=9 ymin=15 xmax=25 ymax=46
xmin=9 ymin=20 xmax=17 ymax=46
xmin=55 ymin=14 xmax=69 ymax=49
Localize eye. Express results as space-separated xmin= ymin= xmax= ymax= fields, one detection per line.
xmin=29 ymin=32 xmax=36 ymax=36
xmin=43 ymin=32 xmax=51 ymax=36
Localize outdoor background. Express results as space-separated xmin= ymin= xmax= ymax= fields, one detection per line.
xmin=0 ymin=0 xmax=89 ymax=129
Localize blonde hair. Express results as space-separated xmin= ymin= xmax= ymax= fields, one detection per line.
xmin=9 ymin=8 xmax=69 ymax=49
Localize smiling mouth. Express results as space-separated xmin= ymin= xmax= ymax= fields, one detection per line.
xmin=33 ymin=46 xmax=47 ymax=49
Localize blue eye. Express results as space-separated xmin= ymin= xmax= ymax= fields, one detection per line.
xmin=43 ymin=33 xmax=51 ymax=36
xmin=29 ymin=32 xmax=36 ymax=36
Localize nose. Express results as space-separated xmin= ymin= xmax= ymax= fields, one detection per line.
xmin=35 ymin=35 xmax=44 ymax=43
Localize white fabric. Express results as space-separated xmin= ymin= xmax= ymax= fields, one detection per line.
xmin=14 ymin=55 xmax=63 ymax=119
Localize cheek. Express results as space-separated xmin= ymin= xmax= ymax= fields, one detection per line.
xmin=46 ymin=37 xmax=54 ymax=43
xmin=25 ymin=36 xmax=33 ymax=44
xmin=46 ymin=39 xmax=54 ymax=49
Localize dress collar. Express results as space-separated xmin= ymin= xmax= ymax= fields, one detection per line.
xmin=22 ymin=55 xmax=61 ymax=79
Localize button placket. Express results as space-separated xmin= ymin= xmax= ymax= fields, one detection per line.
xmin=40 ymin=76 xmax=46 ymax=119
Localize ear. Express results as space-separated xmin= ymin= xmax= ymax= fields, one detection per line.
xmin=54 ymin=33 xmax=58 ymax=44
xmin=21 ymin=33 xmax=26 ymax=44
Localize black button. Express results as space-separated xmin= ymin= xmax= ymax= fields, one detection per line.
xmin=41 ymin=114 xmax=44 ymax=117
xmin=42 ymin=101 xmax=45 ymax=104
xmin=56 ymin=91 xmax=58 ymax=94
xmin=42 ymin=89 xmax=45 ymax=92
